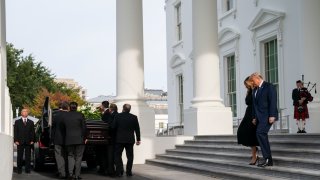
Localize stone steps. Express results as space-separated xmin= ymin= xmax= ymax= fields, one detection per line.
xmin=147 ymin=159 xmax=286 ymax=180
xmin=165 ymin=149 xmax=320 ymax=170
xmin=194 ymin=134 xmax=320 ymax=141
xmin=175 ymin=144 xmax=320 ymax=159
xmin=184 ymin=139 xmax=320 ymax=148
xmin=146 ymin=134 xmax=320 ymax=179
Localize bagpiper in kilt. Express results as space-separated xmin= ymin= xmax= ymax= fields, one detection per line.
xmin=292 ymin=80 xmax=313 ymax=133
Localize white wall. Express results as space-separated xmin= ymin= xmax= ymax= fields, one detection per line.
xmin=129 ymin=135 xmax=193 ymax=164
xmin=166 ymin=0 xmax=193 ymax=126
xmin=297 ymin=0 xmax=320 ymax=133
xmin=0 ymin=133 xmax=13 ymax=179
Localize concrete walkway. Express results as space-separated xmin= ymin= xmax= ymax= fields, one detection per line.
xmin=12 ymin=164 xmax=218 ymax=180
xmin=13 ymin=145 xmax=218 ymax=180
xmin=134 ymin=164 xmax=219 ymax=180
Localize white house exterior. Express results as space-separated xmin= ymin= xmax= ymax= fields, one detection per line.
xmin=1 ymin=1 xmax=320 ymax=178
xmin=165 ymin=0 xmax=320 ymax=134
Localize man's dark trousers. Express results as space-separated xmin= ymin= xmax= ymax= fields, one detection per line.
xmin=256 ymin=119 xmax=272 ymax=160
xmin=67 ymin=145 xmax=85 ymax=177
xmin=96 ymin=145 xmax=108 ymax=173
xmin=55 ymin=145 xmax=66 ymax=177
xmin=106 ymin=144 xmax=115 ymax=175
xmin=115 ymin=143 xmax=134 ymax=175
xmin=17 ymin=144 xmax=32 ymax=172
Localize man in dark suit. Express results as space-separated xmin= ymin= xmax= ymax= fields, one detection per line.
xmin=104 ymin=103 xmax=118 ymax=176
xmin=101 ymin=100 xmax=111 ymax=122
xmin=113 ymin=104 xmax=141 ymax=177
xmin=63 ymin=102 xmax=86 ymax=180
xmin=96 ymin=100 xmax=110 ymax=174
xmin=51 ymin=101 xmax=69 ymax=179
xmin=250 ymin=72 xmax=278 ymax=167
xmin=14 ymin=108 xmax=35 ymax=174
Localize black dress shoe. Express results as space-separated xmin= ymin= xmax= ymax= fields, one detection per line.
xmin=97 ymin=169 xmax=106 ymax=175
xmin=126 ymin=172 xmax=133 ymax=176
xmin=257 ymin=158 xmax=273 ymax=167
xmin=301 ymin=129 xmax=307 ymax=133
xmin=58 ymin=175 xmax=66 ymax=179
xmin=107 ymin=173 xmax=116 ymax=177
xmin=116 ymin=173 xmax=123 ymax=177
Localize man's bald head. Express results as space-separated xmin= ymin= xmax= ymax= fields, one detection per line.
xmin=122 ymin=104 xmax=131 ymax=113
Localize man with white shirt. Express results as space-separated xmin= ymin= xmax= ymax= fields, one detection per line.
xmin=14 ymin=108 xmax=35 ymax=174
xmin=250 ymin=72 xmax=278 ymax=167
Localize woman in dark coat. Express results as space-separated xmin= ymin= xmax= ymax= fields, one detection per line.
xmin=237 ymin=76 xmax=259 ymax=165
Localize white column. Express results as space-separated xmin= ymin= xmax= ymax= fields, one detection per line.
xmin=116 ymin=0 xmax=155 ymax=164
xmin=184 ymin=0 xmax=233 ymax=135
xmin=0 ymin=0 xmax=6 ymax=132
xmin=116 ymin=0 xmax=144 ymax=102
xmin=0 ymin=1 xmax=13 ymax=180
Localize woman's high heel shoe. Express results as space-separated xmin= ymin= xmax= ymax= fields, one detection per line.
xmin=249 ymin=156 xmax=259 ymax=165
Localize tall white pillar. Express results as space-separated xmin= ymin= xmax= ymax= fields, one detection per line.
xmin=184 ymin=0 xmax=233 ymax=135
xmin=0 ymin=1 xmax=13 ymax=179
xmin=0 ymin=0 xmax=6 ymax=132
xmin=116 ymin=0 xmax=155 ymax=164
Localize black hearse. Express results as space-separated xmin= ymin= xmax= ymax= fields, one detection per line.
xmin=33 ymin=97 xmax=110 ymax=170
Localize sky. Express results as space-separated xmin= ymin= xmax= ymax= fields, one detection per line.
xmin=6 ymin=0 xmax=167 ymax=99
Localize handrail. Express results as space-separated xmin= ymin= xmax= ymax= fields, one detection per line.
xmin=233 ymin=115 xmax=290 ymax=134
xmin=157 ymin=123 xmax=184 ymax=136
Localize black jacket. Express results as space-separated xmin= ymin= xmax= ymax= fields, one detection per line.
xmin=51 ymin=110 xmax=67 ymax=145
xmin=102 ymin=109 xmax=111 ymax=123
xmin=108 ymin=111 xmax=118 ymax=143
xmin=113 ymin=112 xmax=140 ymax=144
xmin=14 ymin=118 xmax=35 ymax=145
xmin=63 ymin=111 xmax=86 ymax=145
xmin=292 ymin=88 xmax=313 ymax=106
xmin=292 ymin=88 xmax=300 ymax=106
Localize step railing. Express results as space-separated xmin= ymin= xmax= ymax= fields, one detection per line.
xmin=233 ymin=115 xmax=290 ymax=134
xmin=157 ymin=123 xmax=184 ymax=136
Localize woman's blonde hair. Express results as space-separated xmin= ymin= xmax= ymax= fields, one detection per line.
xmin=244 ymin=76 xmax=253 ymax=95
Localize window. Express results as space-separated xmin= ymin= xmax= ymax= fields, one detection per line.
xmin=175 ymin=2 xmax=182 ymax=41
xmin=223 ymin=0 xmax=234 ymax=12
xmin=177 ymin=74 xmax=184 ymax=125
xmin=264 ymin=39 xmax=279 ymax=103
xmin=226 ymin=0 xmax=234 ymax=11
xmin=227 ymin=55 xmax=237 ymax=117
xmin=159 ymin=122 xmax=164 ymax=129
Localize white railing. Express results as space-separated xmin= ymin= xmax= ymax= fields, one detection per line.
xmin=233 ymin=115 xmax=290 ymax=134
xmin=157 ymin=123 xmax=184 ymax=136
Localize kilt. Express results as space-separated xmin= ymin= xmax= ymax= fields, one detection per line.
xmin=294 ymin=104 xmax=309 ymax=120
